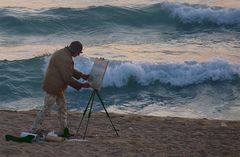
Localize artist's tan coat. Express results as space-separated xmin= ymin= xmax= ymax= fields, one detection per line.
xmin=42 ymin=48 xmax=82 ymax=95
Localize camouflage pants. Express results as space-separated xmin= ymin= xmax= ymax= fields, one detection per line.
xmin=32 ymin=93 xmax=67 ymax=133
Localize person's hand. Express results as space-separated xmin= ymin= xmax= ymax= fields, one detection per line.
xmin=81 ymin=74 xmax=90 ymax=80
xmin=81 ymin=83 xmax=91 ymax=88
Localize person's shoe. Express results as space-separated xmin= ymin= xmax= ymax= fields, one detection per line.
xmin=64 ymin=127 xmax=70 ymax=137
xmin=57 ymin=128 xmax=73 ymax=138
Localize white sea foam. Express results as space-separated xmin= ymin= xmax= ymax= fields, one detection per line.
xmin=106 ymin=103 xmax=240 ymax=120
xmin=102 ymin=59 xmax=240 ymax=87
xmin=0 ymin=98 xmax=43 ymax=111
xmin=162 ymin=2 xmax=240 ymax=25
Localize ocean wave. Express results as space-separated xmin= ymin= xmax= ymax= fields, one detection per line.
xmin=161 ymin=2 xmax=240 ymax=26
xmin=0 ymin=2 xmax=239 ymax=35
xmin=70 ymin=57 xmax=240 ymax=87
xmin=103 ymin=60 xmax=240 ymax=87
xmin=1 ymin=57 xmax=240 ymax=92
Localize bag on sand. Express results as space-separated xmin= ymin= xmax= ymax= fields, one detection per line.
xmin=5 ymin=132 xmax=38 ymax=143
xmin=5 ymin=134 xmax=35 ymax=143
xmin=5 ymin=128 xmax=71 ymax=143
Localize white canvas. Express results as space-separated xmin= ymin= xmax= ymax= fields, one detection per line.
xmin=89 ymin=58 xmax=109 ymax=90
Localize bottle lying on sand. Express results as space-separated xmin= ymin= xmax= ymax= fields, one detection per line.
xmin=45 ymin=131 xmax=65 ymax=142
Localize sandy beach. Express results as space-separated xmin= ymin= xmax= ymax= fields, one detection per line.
xmin=0 ymin=111 xmax=240 ymax=157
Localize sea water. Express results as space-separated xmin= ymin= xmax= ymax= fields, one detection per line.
xmin=0 ymin=0 xmax=239 ymax=120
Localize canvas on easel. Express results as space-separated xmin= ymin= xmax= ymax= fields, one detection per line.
xmin=89 ymin=58 xmax=109 ymax=90
xmin=75 ymin=58 xmax=118 ymax=139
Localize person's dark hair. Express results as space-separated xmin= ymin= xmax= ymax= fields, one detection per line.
xmin=67 ymin=41 xmax=83 ymax=54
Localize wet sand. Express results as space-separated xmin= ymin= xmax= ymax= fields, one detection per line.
xmin=0 ymin=110 xmax=240 ymax=157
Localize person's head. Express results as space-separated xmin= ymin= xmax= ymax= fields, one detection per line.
xmin=67 ymin=41 xmax=83 ymax=57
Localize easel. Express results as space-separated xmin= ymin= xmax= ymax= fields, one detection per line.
xmin=75 ymin=89 xmax=119 ymax=139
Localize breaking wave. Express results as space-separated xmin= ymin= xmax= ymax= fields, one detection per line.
xmin=0 ymin=2 xmax=239 ymax=35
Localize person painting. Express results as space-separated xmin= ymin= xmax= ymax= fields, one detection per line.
xmin=32 ymin=41 xmax=91 ymax=136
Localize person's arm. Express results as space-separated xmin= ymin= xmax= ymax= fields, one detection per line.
xmin=73 ymin=69 xmax=82 ymax=80
xmin=57 ymin=63 xmax=90 ymax=90
xmin=68 ymin=78 xmax=91 ymax=90
xmin=55 ymin=55 xmax=90 ymax=90
xmin=73 ymin=69 xmax=90 ymax=80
